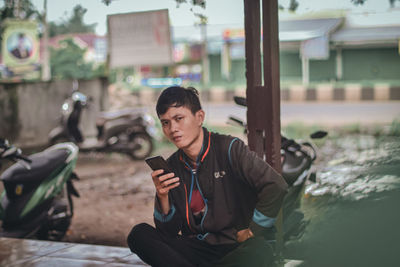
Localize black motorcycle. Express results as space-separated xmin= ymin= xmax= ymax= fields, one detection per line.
xmin=0 ymin=138 xmax=80 ymax=240
xmin=228 ymin=96 xmax=327 ymax=246
xmin=49 ymin=82 xmax=157 ymax=160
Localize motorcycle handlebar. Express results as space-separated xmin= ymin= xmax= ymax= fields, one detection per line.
xmin=15 ymin=154 xmax=32 ymax=164
xmin=0 ymin=142 xmax=32 ymax=164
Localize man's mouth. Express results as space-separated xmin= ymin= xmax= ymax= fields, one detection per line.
xmin=173 ymin=136 xmax=182 ymax=142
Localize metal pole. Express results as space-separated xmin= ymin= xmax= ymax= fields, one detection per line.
xmin=336 ymin=47 xmax=343 ymax=80
xmin=42 ymin=0 xmax=51 ymax=81
xmin=301 ymin=55 xmax=309 ymax=84
xmin=15 ymin=0 xmax=21 ymax=18
xmin=201 ymin=22 xmax=210 ymax=87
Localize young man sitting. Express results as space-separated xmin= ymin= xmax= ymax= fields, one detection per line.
xmin=127 ymin=86 xmax=288 ymax=266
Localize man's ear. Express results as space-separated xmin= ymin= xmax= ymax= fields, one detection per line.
xmin=196 ymin=110 xmax=205 ymax=126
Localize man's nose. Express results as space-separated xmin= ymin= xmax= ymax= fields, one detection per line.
xmin=169 ymin=121 xmax=178 ymax=132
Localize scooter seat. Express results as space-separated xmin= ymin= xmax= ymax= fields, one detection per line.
xmin=0 ymin=148 xmax=69 ymax=184
xmin=96 ymin=108 xmax=142 ymax=126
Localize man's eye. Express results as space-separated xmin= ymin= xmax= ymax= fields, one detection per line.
xmin=162 ymin=121 xmax=169 ymax=126
xmin=176 ymin=117 xmax=183 ymax=121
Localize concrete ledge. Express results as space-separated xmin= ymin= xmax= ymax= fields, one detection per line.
xmin=133 ymin=84 xmax=400 ymax=104
xmin=209 ymin=86 xmax=227 ymax=103
xmin=374 ymin=84 xmax=390 ymax=101
xmin=0 ymin=237 xmax=147 ymax=266
xmin=289 ymin=85 xmax=306 ymax=102
xmin=316 ymin=84 xmax=333 ymax=102
xmin=345 ymin=84 xmax=362 ymax=101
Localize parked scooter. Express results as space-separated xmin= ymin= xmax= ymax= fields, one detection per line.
xmin=0 ymin=139 xmax=80 ymax=240
xmin=228 ymin=96 xmax=327 ymax=244
xmin=49 ymin=81 xmax=157 ymax=160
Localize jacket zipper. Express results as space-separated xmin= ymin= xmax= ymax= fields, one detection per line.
xmin=192 ymin=169 xmax=208 ymax=233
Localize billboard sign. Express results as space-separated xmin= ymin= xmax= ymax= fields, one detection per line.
xmin=1 ymin=19 xmax=40 ymax=80
xmin=107 ymin=9 xmax=173 ymax=68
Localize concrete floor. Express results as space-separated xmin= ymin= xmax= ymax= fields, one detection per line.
xmin=0 ymin=237 xmax=147 ymax=267
xmin=0 ymin=237 xmax=307 ymax=266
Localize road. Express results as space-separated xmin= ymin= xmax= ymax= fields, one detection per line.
xmin=202 ymin=102 xmax=400 ymax=126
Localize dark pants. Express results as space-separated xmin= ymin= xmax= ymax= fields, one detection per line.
xmin=127 ymin=223 xmax=238 ymax=267
xmin=127 ymin=223 xmax=274 ymax=267
xmin=215 ymin=237 xmax=274 ymax=267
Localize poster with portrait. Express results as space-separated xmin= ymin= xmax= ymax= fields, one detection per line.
xmin=1 ymin=19 xmax=40 ymax=81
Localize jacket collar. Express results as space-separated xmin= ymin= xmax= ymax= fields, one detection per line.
xmin=179 ymin=127 xmax=211 ymax=169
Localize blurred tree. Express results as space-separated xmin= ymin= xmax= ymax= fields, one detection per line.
xmin=48 ymin=4 xmax=97 ymax=37
xmin=50 ymin=38 xmax=95 ymax=79
xmin=351 ymin=0 xmax=400 ymax=6
xmin=0 ymin=0 xmax=40 ymax=21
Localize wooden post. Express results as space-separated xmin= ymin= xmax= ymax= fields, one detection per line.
xmin=262 ymin=0 xmax=283 ymax=257
xmin=262 ymin=0 xmax=281 ymax=172
xmin=244 ymin=0 xmax=263 ymax=157
xmin=244 ymin=0 xmax=283 ymax=260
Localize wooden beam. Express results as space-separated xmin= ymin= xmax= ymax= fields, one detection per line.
xmin=244 ymin=0 xmax=263 ymax=157
xmin=262 ymin=0 xmax=281 ymax=172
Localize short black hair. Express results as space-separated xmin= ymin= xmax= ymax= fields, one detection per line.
xmin=156 ymin=86 xmax=202 ymax=117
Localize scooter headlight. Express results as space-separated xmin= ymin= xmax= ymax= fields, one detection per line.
xmin=62 ymin=103 xmax=69 ymax=111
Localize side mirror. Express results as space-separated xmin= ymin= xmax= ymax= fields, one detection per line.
xmin=310 ymin=131 xmax=328 ymax=139
xmin=233 ymin=96 xmax=247 ymax=107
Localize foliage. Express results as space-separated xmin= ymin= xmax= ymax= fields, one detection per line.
xmin=389 ymin=118 xmax=400 ymax=136
xmin=352 ymin=0 xmax=400 ymax=6
xmin=175 ymin=0 xmax=206 ymax=9
xmin=279 ymin=0 xmax=299 ymax=12
xmin=0 ymin=0 xmax=40 ymax=21
xmin=50 ymin=38 xmax=97 ymax=80
xmin=48 ymin=5 xmax=96 ymax=37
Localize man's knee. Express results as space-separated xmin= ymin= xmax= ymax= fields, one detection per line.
xmin=127 ymin=223 xmax=154 ymax=252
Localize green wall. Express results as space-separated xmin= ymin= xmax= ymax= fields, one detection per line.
xmin=280 ymin=51 xmax=302 ymax=80
xmin=342 ymin=48 xmax=400 ymax=80
xmin=310 ymin=50 xmax=337 ymax=82
xmin=207 ymin=47 xmax=400 ymax=84
xmin=209 ymin=54 xmax=223 ymax=84
xmin=208 ymin=55 xmax=247 ymax=85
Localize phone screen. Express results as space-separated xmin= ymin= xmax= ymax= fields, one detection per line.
xmin=145 ymin=156 xmax=172 ymax=173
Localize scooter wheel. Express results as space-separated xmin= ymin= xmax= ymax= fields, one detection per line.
xmin=128 ymin=133 xmax=153 ymax=160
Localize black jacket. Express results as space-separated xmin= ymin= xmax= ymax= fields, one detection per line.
xmin=154 ymin=128 xmax=288 ymax=245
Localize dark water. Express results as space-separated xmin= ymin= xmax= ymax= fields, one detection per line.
xmin=285 ymin=135 xmax=400 ymax=267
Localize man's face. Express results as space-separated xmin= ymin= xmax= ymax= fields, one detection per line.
xmin=159 ymin=106 xmax=204 ymax=150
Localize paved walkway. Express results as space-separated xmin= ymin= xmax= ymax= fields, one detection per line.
xmin=0 ymin=237 xmax=306 ymax=266
xmin=0 ymin=237 xmax=147 ymax=267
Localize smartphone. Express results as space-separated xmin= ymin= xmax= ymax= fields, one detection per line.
xmin=145 ymin=155 xmax=172 ymax=173
xmin=145 ymin=156 xmax=179 ymax=187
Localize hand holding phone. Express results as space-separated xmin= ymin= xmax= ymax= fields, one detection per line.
xmin=145 ymin=156 xmax=180 ymax=192
xmin=145 ymin=155 xmax=172 ymax=174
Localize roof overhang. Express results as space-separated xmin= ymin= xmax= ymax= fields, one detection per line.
xmin=279 ymin=18 xmax=343 ymax=42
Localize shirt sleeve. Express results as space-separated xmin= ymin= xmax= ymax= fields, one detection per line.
xmin=153 ymin=194 xmax=182 ymax=236
xmin=229 ymin=138 xmax=288 ymax=233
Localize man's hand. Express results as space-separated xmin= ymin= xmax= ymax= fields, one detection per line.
xmin=151 ymin=170 xmax=180 ymax=214
xmin=236 ymin=228 xmax=254 ymax=243
xmin=151 ymin=170 xmax=180 ymax=197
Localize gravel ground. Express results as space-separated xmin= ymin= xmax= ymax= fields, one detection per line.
xmin=62 ymin=147 xmax=174 ymax=247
